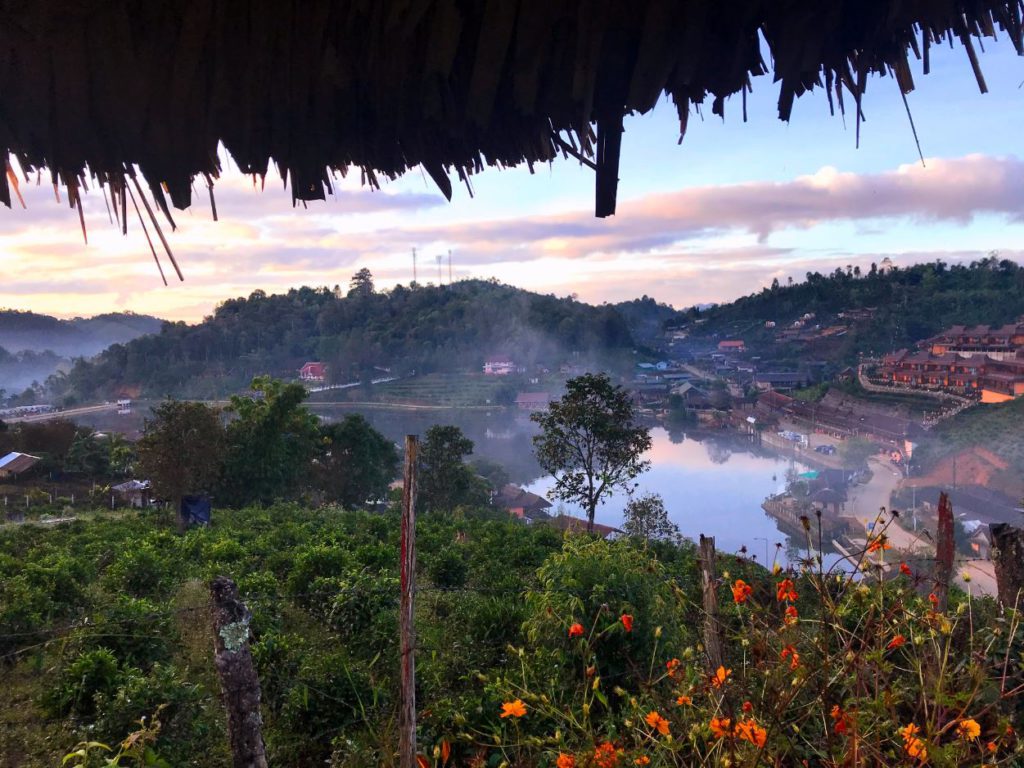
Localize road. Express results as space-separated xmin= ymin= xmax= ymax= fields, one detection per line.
xmin=847 ymin=457 xmax=930 ymax=552
xmin=3 ymin=402 xmax=119 ymax=423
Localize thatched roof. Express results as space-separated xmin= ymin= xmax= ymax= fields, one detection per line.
xmin=1 ymin=1 xmax=1020 ymax=229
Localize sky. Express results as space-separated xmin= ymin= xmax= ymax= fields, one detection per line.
xmin=1 ymin=37 xmax=1023 ymax=322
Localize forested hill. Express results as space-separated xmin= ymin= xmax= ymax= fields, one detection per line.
xmin=53 ymin=279 xmax=636 ymax=401
xmin=0 ymin=310 xmax=163 ymax=357
xmin=680 ymin=256 xmax=1024 ymax=357
xmin=0 ymin=311 xmax=163 ymax=396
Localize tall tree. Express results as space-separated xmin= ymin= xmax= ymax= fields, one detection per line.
xmin=316 ymin=414 xmax=399 ymax=508
xmin=622 ymin=493 xmax=680 ymax=545
xmin=532 ymin=373 xmax=652 ymax=532
xmin=348 ymin=268 xmax=375 ymax=298
xmin=220 ymin=377 xmax=320 ymax=506
xmin=417 ymin=425 xmax=483 ymax=513
xmin=136 ymin=401 xmax=225 ymax=532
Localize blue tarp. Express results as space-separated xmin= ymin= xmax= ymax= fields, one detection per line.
xmin=181 ymin=495 xmax=211 ymax=526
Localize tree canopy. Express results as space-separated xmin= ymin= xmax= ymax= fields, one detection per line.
xmin=219 ymin=377 xmax=321 ymax=507
xmin=315 ymin=414 xmax=398 ymax=508
xmin=417 ymin=425 xmax=488 ymax=514
xmin=532 ymin=373 xmax=652 ymax=531
xmin=50 ymin=280 xmax=636 ymax=402
xmin=136 ymin=400 xmax=225 ymax=530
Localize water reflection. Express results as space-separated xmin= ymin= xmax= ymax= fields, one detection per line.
xmin=80 ymin=402 xmax=812 ymax=561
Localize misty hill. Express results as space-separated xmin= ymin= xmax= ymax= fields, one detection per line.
xmin=679 ymin=256 xmax=1024 ymax=362
xmin=0 ymin=311 xmax=163 ymax=396
xmin=0 ymin=310 xmax=164 ymax=357
xmin=54 ymin=280 xmax=636 ymax=401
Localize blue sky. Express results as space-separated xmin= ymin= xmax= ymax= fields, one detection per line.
xmin=1 ymin=36 xmax=1022 ymax=321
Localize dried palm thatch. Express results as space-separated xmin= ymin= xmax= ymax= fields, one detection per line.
xmin=0 ymin=0 xmax=1019 ymax=230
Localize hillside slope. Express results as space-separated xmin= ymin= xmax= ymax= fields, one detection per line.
xmin=0 ymin=311 xmax=163 ymax=396
xmin=679 ymin=256 xmax=1024 ymax=362
xmin=54 ymin=280 xmax=636 ymax=401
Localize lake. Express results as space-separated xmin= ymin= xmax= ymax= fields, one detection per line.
xmin=79 ymin=402 xmax=805 ymax=561
xmin=311 ymin=408 xmax=804 ymax=561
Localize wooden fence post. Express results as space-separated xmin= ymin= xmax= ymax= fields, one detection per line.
xmin=698 ymin=535 xmax=724 ymax=674
xmin=990 ymin=523 xmax=1024 ymax=609
xmin=934 ymin=492 xmax=954 ymax=612
xmin=210 ymin=576 xmax=268 ymax=768
xmin=399 ymin=435 xmax=418 ymax=768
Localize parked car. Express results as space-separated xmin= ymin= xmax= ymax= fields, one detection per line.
xmin=815 ymin=444 xmax=837 ymax=455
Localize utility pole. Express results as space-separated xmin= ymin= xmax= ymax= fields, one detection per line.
xmin=399 ymin=436 xmax=419 ymax=768
xmin=412 ymin=247 xmax=417 ymax=285
xmin=436 ymin=254 xmax=443 ymax=285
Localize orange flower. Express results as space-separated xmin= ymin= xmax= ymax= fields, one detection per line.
xmin=645 ymin=710 xmax=670 ymax=736
xmin=568 ymin=622 xmax=584 ymax=638
xmin=830 ymin=705 xmax=851 ymax=735
xmin=887 ymin=634 xmax=907 ymax=649
xmin=900 ymin=562 xmax=913 ymax=576
xmin=709 ymin=717 xmax=732 ymax=739
xmin=665 ymin=658 xmax=680 ymax=677
xmin=593 ymin=742 xmax=619 ymax=768
xmin=620 ymin=614 xmax=634 ymax=632
xmin=905 ymin=737 xmax=927 ymax=761
xmin=784 ymin=605 xmax=799 ymax=625
xmin=780 ymin=644 xmax=800 ymax=669
xmin=416 ymin=756 xmax=429 ymax=768
xmin=900 ymin=723 xmax=927 ymax=762
xmin=710 ymin=665 xmax=731 ymax=688
xmin=735 ymin=718 xmax=768 ymax=749
xmin=742 ymin=700 xmax=753 ymax=713
xmin=986 ymin=741 xmax=998 ymax=753
xmin=556 ymin=755 xmax=576 ymax=768
xmin=440 ymin=739 xmax=451 ymax=765
xmin=676 ymin=695 xmax=692 ymax=706
xmin=500 ymin=699 xmax=526 ymax=718
xmin=633 ymin=757 xmax=650 ymax=766
xmin=957 ymin=719 xmax=981 ymax=741
xmin=732 ymin=579 xmax=753 ymax=604
xmin=776 ymin=578 xmax=798 ymax=602
xmin=928 ymin=593 xmax=939 ymax=607
xmin=867 ymin=534 xmax=891 ymax=553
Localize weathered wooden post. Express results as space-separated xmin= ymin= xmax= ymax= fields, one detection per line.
xmin=399 ymin=435 xmax=418 ymax=768
xmin=699 ymin=535 xmax=724 ymax=674
xmin=210 ymin=576 xmax=268 ymax=768
xmin=934 ymin=492 xmax=954 ymax=612
xmin=990 ymin=523 xmax=1024 ymax=609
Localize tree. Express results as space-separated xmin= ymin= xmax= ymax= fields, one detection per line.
xmin=220 ymin=377 xmax=321 ymax=506
xmin=136 ymin=401 xmax=225 ymax=532
xmin=348 ymin=268 xmax=375 ymax=298
xmin=622 ymin=493 xmax=680 ymax=545
xmin=417 ymin=425 xmax=484 ymax=513
xmin=64 ymin=430 xmax=111 ymax=480
xmin=532 ymin=373 xmax=652 ymax=532
xmin=316 ymin=414 xmax=399 ymax=508
xmin=840 ymin=436 xmax=877 ymax=469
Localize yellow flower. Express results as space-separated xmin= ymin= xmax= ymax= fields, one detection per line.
xmin=499 ymin=699 xmax=526 ymax=718
xmin=957 ymin=719 xmax=981 ymax=741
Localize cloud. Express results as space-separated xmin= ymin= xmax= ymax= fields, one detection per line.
xmin=1 ymin=154 xmax=1023 ymax=319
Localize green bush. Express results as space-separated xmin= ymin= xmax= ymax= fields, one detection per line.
xmin=45 ymin=648 xmax=123 ymax=719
